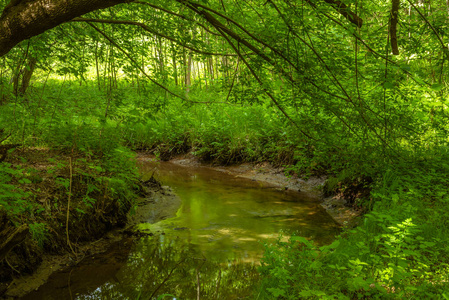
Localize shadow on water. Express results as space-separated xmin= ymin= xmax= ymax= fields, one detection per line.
xmin=21 ymin=159 xmax=339 ymax=299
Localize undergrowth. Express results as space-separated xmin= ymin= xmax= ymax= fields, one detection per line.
xmin=1 ymin=79 xmax=449 ymax=297
xmin=258 ymin=154 xmax=449 ymax=298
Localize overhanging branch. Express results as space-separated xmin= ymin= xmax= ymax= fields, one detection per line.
xmin=0 ymin=0 xmax=127 ymax=57
xmin=71 ymin=18 xmax=236 ymax=56
xmin=322 ymin=0 xmax=363 ymax=28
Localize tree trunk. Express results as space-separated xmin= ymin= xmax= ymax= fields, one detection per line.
xmin=18 ymin=57 xmax=37 ymax=95
xmin=390 ymin=0 xmax=400 ymax=55
xmin=171 ymin=42 xmax=178 ymax=86
xmin=186 ymin=52 xmax=192 ymax=92
xmin=0 ymin=0 xmax=128 ymax=57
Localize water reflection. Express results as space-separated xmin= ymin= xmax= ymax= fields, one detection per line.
xmin=138 ymin=160 xmax=339 ymax=262
xmin=21 ymin=159 xmax=338 ymax=299
xmin=22 ymin=236 xmax=258 ymax=300
xmin=93 ymin=235 xmax=259 ymax=300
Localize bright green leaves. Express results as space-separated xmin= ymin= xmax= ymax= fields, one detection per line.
xmin=0 ymin=162 xmax=32 ymax=217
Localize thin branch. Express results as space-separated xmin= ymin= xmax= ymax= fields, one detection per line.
xmin=214 ymin=24 xmax=316 ymax=140
xmin=302 ymin=0 xmax=428 ymax=86
xmin=406 ymin=0 xmax=449 ymax=60
xmin=182 ymin=0 xmax=369 ymax=102
xmin=149 ymin=258 xmax=186 ymax=299
xmin=72 ymin=18 xmax=236 ymax=56
xmin=88 ymin=22 xmax=189 ymax=102
xmin=66 ymin=157 xmax=76 ymax=255
xmin=269 ymin=1 xmax=353 ymax=103
xmin=88 ymin=22 xmax=232 ymax=105
xmin=131 ymin=0 xmax=221 ymax=36
xmin=225 ymin=55 xmax=240 ymax=103
xmin=322 ymin=0 xmax=363 ymax=28
xmin=273 ymin=0 xmax=396 ymax=150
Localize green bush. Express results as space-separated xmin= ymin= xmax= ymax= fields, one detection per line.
xmin=258 ymin=157 xmax=449 ymax=299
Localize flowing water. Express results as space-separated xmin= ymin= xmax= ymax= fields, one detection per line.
xmin=21 ymin=159 xmax=339 ymax=299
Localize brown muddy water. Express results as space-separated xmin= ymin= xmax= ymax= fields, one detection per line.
xmin=20 ymin=159 xmax=339 ymax=300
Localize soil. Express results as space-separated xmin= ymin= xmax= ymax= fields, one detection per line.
xmin=126 ymin=177 xmax=182 ymax=226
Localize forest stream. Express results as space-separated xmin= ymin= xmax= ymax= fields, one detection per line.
xmin=19 ymin=158 xmax=340 ymax=299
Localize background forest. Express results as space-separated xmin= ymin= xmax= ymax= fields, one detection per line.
xmin=1 ymin=0 xmax=449 ymax=298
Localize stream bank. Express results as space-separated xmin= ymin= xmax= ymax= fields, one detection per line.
xmin=20 ymin=153 xmax=340 ymax=299
xmin=143 ymin=153 xmax=362 ymax=227
xmin=0 ymin=147 xmax=161 ymax=299
xmin=1 ymin=150 xmax=360 ymax=299
xmin=3 ymin=182 xmax=180 ymax=299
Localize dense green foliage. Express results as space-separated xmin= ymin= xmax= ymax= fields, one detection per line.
xmin=2 ymin=0 xmax=449 ymax=297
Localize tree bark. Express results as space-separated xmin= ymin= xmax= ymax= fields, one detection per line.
xmin=18 ymin=57 xmax=37 ymax=95
xmin=390 ymin=0 xmax=400 ymax=55
xmin=0 ymin=0 xmax=128 ymax=57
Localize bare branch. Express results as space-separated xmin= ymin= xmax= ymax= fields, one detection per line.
xmin=71 ymin=18 xmax=236 ymax=56
xmin=406 ymin=0 xmax=449 ymax=60
xmin=322 ymin=0 xmax=363 ymax=28
xmin=131 ymin=0 xmax=221 ymax=36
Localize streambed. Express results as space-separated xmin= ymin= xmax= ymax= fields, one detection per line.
xmin=20 ymin=158 xmax=339 ymax=299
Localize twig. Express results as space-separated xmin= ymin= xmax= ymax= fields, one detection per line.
xmin=66 ymin=157 xmax=76 ymax=255
xmin=225 ymin=54 xmax=240 ymax=103
xmin=194 ymin=257 xmax=206 ymax=300
xmin=149 ymin=258 xmax=186 ymax=299
xmin=214 ymin=24 xmax=316 ymax=140
xmin=131 ymin=1 xmax=221 ymax=37
xmin=406 ymin=0 xmax=449 ymax=60
xmin=72 ymin=18 xmax=234 ymax=57
xmin=88 ymin=23 xmax=224 ymax=106
xmin=196 ymin=266 xmax=201 ymax=300
xmin=5 ymin=256 xmax=20 ymax=274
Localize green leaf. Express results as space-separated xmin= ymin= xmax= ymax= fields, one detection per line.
xmin=431 ymin=83 xmax=443 ymax=91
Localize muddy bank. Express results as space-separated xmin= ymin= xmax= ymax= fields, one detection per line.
xmin=126 ymin=177 xmax=182 ymax=226
xmin=4 ymin=230 xmax=133 ymax=299
xmin=137 ymin=153 xmax=362 ymax=227
xmin=0 ymin=147 xmax=152 ymax=299
xmin=4 ymin=182 xmax=181 ymax=299
xmin=2 ymin=182 xmax=180 ymax=300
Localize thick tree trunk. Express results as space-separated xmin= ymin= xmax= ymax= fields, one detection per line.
xmin=0 ymin=0 xmax=127 ymax=57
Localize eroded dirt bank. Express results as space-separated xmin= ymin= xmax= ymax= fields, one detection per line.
xmin=0 ymin=148 xmax=182 ymax=299
xmin=3 ymin=182 xmax=181 ymax=299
